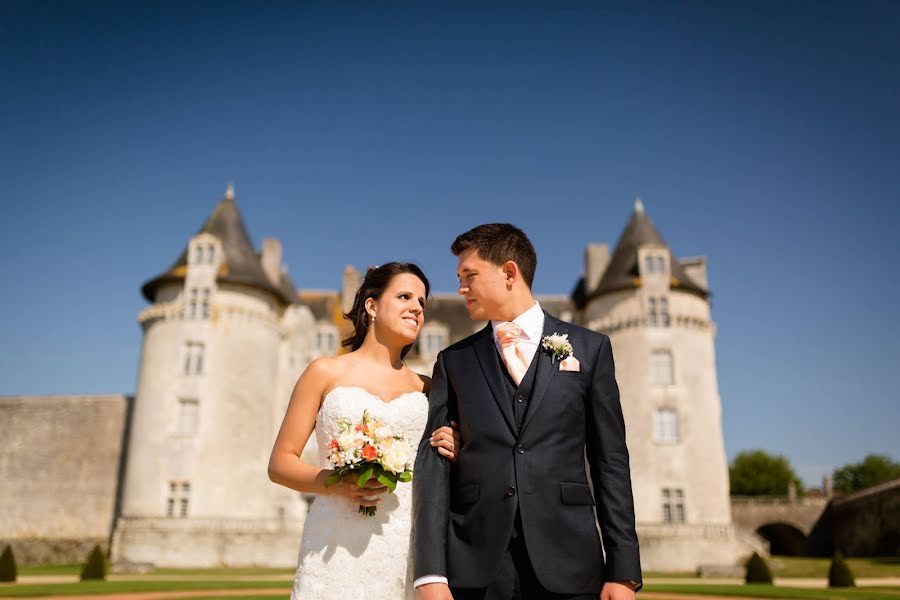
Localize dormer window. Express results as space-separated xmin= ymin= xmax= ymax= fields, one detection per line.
xmin=643 ymin=252 xmax=668 ymax=274
xmin=189 ymin=238 xmax=219 ymax=266
xmin=418 ymin=324 xmax=449 ymax=357
xmin=313 ymin=324 xmax=339 ymax=356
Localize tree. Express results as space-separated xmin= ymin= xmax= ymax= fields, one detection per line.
xmin=833 ymin=454 xmax=900 ymax=494
xmin=730 ymin=449 xmax=805 ymax=496
xmin=828 ymin=551 xmax=856 ymax=587
xmin=0 ymin=545 xmax=16 ymax=583
xmin=80 ymin=545 xmax=106 ymax=581
xmin=744 ymin=552 xmax=773 ymax=584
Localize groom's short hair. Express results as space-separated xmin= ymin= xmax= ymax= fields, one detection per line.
xmin=451 ymin=223 xmax=537 ymax=288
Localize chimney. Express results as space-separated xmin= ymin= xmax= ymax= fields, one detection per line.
xmin=584 ymin=243 xmax=610 ymax=293
xmin=261 ymin=238 xmax=282 ymax=284
xmin=681 ymin=256 xmax=709 ymax=291
xmin=341 ymin=265 xmax=361 ymax=314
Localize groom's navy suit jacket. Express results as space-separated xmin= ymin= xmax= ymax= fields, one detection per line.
xmin=413 ymin=311 xmax=642 ymax=594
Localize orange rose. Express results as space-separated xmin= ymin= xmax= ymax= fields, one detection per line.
xmin=361 ymin=444 xmax=378 ymax=461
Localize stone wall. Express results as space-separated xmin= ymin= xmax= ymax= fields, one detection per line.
xmin=111 ymin=516 xmax=301 ymax=567
xmin=831 ymin=478 xmax=900 ymax=557
xmin=0 ymin=395 xmax=131 ymax=563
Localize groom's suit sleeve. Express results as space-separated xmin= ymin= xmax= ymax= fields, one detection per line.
xmin=412 ymin=350 xmax=453 ymax=583
xmin=586 ymin=334 xmax=643 ymax=591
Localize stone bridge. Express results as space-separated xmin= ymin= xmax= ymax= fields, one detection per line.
xmin=730 ymin=495 xmax=830 ymax=555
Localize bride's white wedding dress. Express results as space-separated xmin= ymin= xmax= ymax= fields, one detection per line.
xmin=292 ymin=385 xmax=428 ymax=600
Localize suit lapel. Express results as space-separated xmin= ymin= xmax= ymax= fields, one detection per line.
xmin=519 ymin=311 xmax=564 ymax=436
xmin=471 ymin=324 xmax=518 ymax=435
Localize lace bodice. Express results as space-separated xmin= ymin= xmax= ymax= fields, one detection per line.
xmin=292 ymin=385 xmax=429 ymax=600
xmin=312 ymin=385 xmax=429 ymax=470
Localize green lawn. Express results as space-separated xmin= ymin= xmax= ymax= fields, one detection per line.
xmin=770 ymin=557 xmax=900 ymax=579
xmin=6 ymin=559 xmax=900 ymax=600
xmin=643 ymin=557 xmax=900 ymax=580
xmin=2 ymin=580 xmax=899 ymax=600
xmin=645 ymin=583 xmax=900 ymax=599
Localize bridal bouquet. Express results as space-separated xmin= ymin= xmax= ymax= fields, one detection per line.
xmin=323 ymin=409 xmax=413 ymax=516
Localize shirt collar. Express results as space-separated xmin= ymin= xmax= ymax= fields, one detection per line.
xmin=491 ymin=301 xmax=543 ymax=341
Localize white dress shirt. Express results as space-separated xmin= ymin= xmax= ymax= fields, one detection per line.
xmin=413 ymin=302 xmax=543 ymax=590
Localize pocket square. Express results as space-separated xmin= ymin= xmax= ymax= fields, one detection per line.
xmin=559 ymin=356 xmax=580 ymax=372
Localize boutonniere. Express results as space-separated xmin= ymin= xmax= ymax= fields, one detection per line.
xmin=541 ymin=333 xmax=573 ymax=364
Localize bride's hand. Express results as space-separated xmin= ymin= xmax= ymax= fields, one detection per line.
xmin=326 ymin=473 xmax=389 ymax=507
xmin=430 ymin=421 xmax=460 ymax=463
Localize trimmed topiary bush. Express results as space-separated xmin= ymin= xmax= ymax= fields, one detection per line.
xmin=744 ymin=551 xmax=773 ymax=584
xmin=79 ymin=544 xmax=107 ymax=581
xmin=0 ymin=545 xmax=16 ymax=582
xmin=828 ymin=550 xmax=856 ymax=587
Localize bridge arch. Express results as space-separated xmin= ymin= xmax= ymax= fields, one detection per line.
xmin=756 ymin=522 xmax=808 ymax=556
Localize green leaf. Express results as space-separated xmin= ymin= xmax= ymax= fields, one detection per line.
xmin=324 ymin=472 xmax=342 ymax=488
xmin=397 ymin=471 xmax=412 ymax=483
xmin=377 ymin=473 xmax=397 ymax=492
xmin=356 ymin=466 xmax=375 ymax=488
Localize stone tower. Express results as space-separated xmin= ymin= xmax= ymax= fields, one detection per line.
xmin=111 ymin=185 xmax=315 ymax=567
xmin=573 ymin=199 xmax=766 ymax=570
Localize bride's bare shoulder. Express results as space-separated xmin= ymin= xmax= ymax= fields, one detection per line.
xmin=300 ymin=355 xmax=353 ymax=385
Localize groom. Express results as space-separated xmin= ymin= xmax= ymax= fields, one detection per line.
xmin=413 ymin=224 xmax=642 ymax=600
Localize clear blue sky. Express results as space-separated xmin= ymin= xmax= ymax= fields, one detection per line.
xmin=1 ymin=1 xmax=898 ymax=486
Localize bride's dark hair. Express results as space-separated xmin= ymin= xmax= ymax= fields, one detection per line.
xmin=342 ymin=262 xmax=431 ymax=358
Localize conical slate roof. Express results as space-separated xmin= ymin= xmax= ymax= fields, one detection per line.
xmin=586 ymin=200 xmax=707 ymax=302
xmin=141 ymin=188 xmax=297 ymax=305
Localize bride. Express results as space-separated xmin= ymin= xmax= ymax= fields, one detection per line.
xmin=268 ymin=262 xmax=457 ymax=599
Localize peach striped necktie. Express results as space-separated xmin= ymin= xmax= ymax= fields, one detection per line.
xmin=495 ymin=322 xmax=529 ymax=386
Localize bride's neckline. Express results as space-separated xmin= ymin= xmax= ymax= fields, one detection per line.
xmin=322 ymin=385 xmax=426 ymax=406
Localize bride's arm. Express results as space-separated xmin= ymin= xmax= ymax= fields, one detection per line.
xmin=269 ymin=361 xmax=424 ymax=507
xmin=268 ymin=360 xmax=387 ymax=505
xmin=267 ymin=358 xmax=335 ymax=494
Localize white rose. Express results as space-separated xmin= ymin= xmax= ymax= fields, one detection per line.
xmin=338 ymin=429 xmax=356 ymax=451
xmin=381 ymin=444 xmax=410 ymax=474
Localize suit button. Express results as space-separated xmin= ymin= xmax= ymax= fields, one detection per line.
xmin=505 ymin=487 xmax=516 ymax=497
xmin=516 ymin=444 xmax=525 ymax=454
xmin=516 ymin=394 xmax=525 ymax=403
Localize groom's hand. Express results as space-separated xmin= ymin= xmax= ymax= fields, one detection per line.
xmin=417 ymin=582 xmax=453 ymax=600
xmin=601 ymin=581 xmax=637 ymax=600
